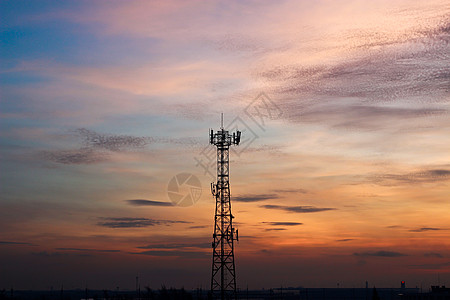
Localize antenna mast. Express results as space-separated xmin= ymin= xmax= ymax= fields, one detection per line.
xmin=209 ymin=115 xmax=241 ymax=299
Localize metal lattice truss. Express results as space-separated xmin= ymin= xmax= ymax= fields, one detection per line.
xmin=210 ymin=127 xmax=241 ymax=300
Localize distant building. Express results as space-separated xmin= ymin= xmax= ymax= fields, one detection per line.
xmin=401 ymin=286 xmax=450 ymax=300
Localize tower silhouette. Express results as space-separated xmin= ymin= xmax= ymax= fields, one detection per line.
xmin=210 ymin=115 xmax=241 ymax=299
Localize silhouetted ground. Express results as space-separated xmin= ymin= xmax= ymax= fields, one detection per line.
xmin=2 ymin=286 xmax=438 ymax=300
xmin=0 ymin=286 xmax=193 ymax=300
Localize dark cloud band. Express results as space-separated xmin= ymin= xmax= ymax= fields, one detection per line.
xmin=126 ymin=199 xmax=173 ymax=207
xmin=97 ymin=217 xmax=190 ymax=228
xmin=233 ymin=194 xmax=278 ymax=202
xmin=260 ymin=204 xmax=336 ymax=213
xmin=353 ymin=251 xmax=407 ymax=257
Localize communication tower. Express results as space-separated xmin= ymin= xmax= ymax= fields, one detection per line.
xmin=210 ymin=114 xmax=241 ymax=299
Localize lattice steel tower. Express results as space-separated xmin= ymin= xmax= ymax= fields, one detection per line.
xmin=210 ymin=115 xmax=241 ymax=300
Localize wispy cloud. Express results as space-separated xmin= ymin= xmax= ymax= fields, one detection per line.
xmin=40 ymin=127 xmax=202 ymax=165
xmin=410 ymin=261 xmax=450 ymax=270
xmin=188 ymin=225 xmax=208 ymax=229
xmin=76 ymin=128 xmax=148 ymax=152
xmin=209 ymin=33 xmax=275 ymax=55
xmin=55 ymin=247 xmax=120 ymax=253
xmin=262 ymin=222 xmax=303 ymax=226
xmin=263 ymin=17 xmax=450 ymax=134
xmin=409 ymin=227 xmax=444 ymax=232
xmin=41 ymin=148 xmax=108 ymax=164
xmin=353 ymin=251 xmax=408 ymax=257
xmin=260 ymin=205 xmax=336 ymax=213
xmin=0 ymin=241 xmax=36 ymax=246
xmin=132 ymin=250 xmax=208 ymax=258
xmin=386 ymin=225 xmax=404 ymax=229
xmin=31 ymin=251 xmax=66 ymax=257
xmin=272 ymin=188 xmax=308 ymax=194
xmin=429 ymin=169 xmax=450 ymax=176
xmin=368 ymin=169 xmax=450 ymax=186
xmin=279 ymin=23 xmax=448 ymax=101
xmin=31 ymin=251 xmax=93 ymax=258
xmin=97 ymin=217 xmax=190 ymax=228
xmin=233 ymin=194 xmax=279 ymax=202
xmin=137 ymin=243 xmax=209 ymax=250
xmin=424 ymin=252 xmax=443 ymax=258
xmin=125 ymin=199 xmax=173 ymax=207
xmin=285 ymin=102 xmax=447 ymax=131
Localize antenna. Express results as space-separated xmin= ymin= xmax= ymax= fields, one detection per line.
xmin=221 ymin=113 xmax=224 ymax=129
xmin=209 ymin=117 xmax=241 ymax=300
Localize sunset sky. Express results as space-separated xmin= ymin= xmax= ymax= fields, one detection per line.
xmin=1 ymin=0 xmax=449 ymax=291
